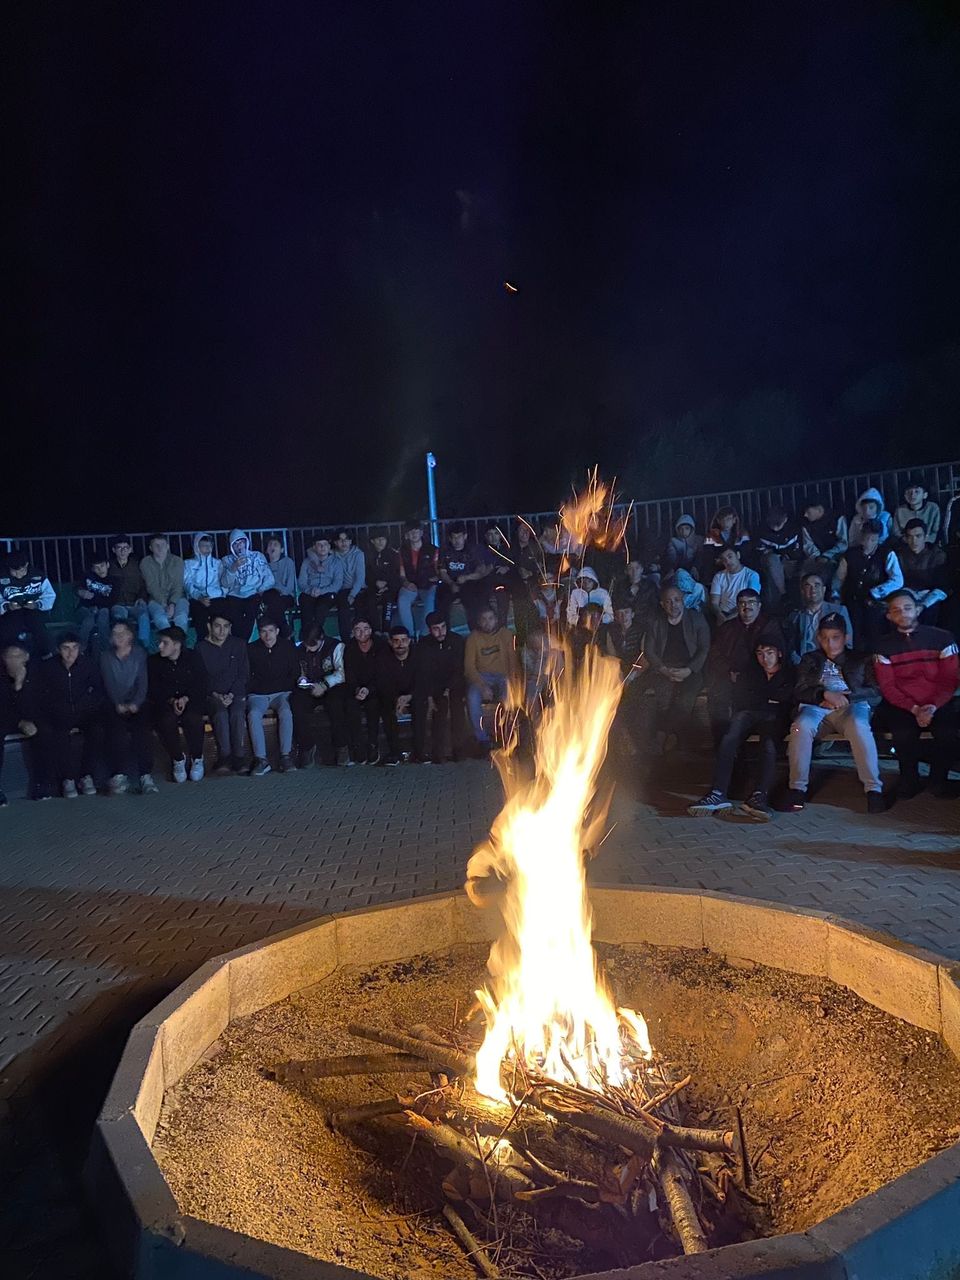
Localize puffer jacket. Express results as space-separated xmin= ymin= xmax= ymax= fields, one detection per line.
xmin=183 ymin=533 xmax=225 ymax=600
xmin=220 ymin=530 xmax=275 ymax=598
xmin=794 ymin=648 xmax=879 ymax=708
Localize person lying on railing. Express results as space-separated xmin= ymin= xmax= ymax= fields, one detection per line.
xmin=786 ymin=614 xmax=885 ymax=815
xmin=689 ymin=637 xmax=795 ymax=822
xmin=0 ymin=550 xmax=55 ymax=658
xmin=895 ymin=521 xmax=948 ymax=625
xmin=891 ymin=476 xmax=941 ymax=546
xmin=874 ymin=590 xmax=959 ymax=800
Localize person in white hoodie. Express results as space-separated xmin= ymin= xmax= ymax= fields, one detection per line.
xmin=183 ymin=532 xmax=225 ymax=641
xmin=219 ymin=530 xmax=275 ymax=641
xmin=565 ymin=567 xmax=614 ymax=627
xmin=843 ymin=488 xmax=893 ymax=549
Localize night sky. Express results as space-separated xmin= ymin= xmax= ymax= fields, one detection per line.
xmin=8 ymin=1 xmax=960 ymax=536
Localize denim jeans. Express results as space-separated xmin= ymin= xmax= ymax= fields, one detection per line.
xmin=247 ymin=692 xmax=293 ymax=758
xmin=111 ymin=601 xmax=151 ymax=645
xmin=77 ymin=605 xmax=110 ymax=656
xmin=396 ymin=585 xmax=436 ymax=638
xmin=466 ymin=673 xmax=510 ymax=744
xmin=148 ymin=598 xmax=189 ymax=633
xmin=788 ymin=701 xmax=881 ymax=793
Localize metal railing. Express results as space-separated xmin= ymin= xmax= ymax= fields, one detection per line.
xmin=3 ymin=460 xmax=958 ymax=587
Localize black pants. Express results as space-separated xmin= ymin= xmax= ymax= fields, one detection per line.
xmin=224 ymin=596 xmax=260 ymax=642
xmin=300 ymin=593 xmax=337 ymax=638
xmin=335 ymin=589 xmax=357 ymax=642
xmin=154 ymin=704 xmax=205 ymax=762
xmin=291 ymin=685 xmax=347 ymax=762
xmin=705 ymin=674 xmax=734 ymax=746
xmin=381 ymin=698 xmax=416 ymax=758
xmin=105 ymin=706 xmax=155 ymax=777
xmin=712 ymin=709 xmax=786 ymax=798
xmin=261 ymin=590 xmax=295 ymax=636
xmin=46 ymin=713 xmax=106 ymax=784
xmin=345 ymin=692 xmax=381 ymax=760
xmin=0 ymin=607 xmax=51 ymax=658
xmin=884 ymin=701 xmax=959 ymax=785
xmin=413 ymin=688 xmax=467 ymax=761
xmin=641 ymin=672 xmax=703 ymax=746
xmin=353 ymin=588 xmax=393 ymax=633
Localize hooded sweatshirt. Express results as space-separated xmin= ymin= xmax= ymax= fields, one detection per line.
xmin=565 ymin=566 xmax=614 ymax=625
xmin=844 ymin=488 xmax=893 ymax=548
xmin=298 ymin=548 xmax=344 ymax=596
xmin=220 ymin=530 xmax=275 ymax=598
xmin=334 ymin=546 xmax=366 ymax=602
xmin=662 ymin=514 xmax=704 ymax=575
xmin=183 ymin=533 xmax=225 ymax=600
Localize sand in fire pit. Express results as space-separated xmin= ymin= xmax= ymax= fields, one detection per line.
xmin=153 ymin=944 xmax=960 ymax=1279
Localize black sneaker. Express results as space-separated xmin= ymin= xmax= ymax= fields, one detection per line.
xmin=785 ymin=788 xmax=806 ymax=811
xmin=249 ymin=758 xmax=271 ymax=777
xmin=687 ymin=790 xmax=732 ymax=816
xmin=298 ymin=746 xmax=316 ymax=769
xmin=233 ymin=757 xmax=250 ymax=774
xmin=380 ymin=755 xmax=400 ymax=767
xmin=741 ymin=791 xmax=772 ymax=821
xmin=366 ymin=746 xmax=380 ymax=765
xmin=279 ymin=754 xmax=297 ymax=772
xmin=866 ymin=790 xmax=886 ymax=815
xmin=213 ymin=757 xmax=232 ymax=776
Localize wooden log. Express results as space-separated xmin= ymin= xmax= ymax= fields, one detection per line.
xmin=659 ymin=1123 xmax=735 ymax=1154
xmin=348 ymin=1022 xmax=475 ymax=1077
xmin=525 ymin=1090 xmax=656 ymax=1161
xmin=266 ymin=1052 xmax=429 ymax=1083
xmin=442 ymin=1204 xmax=501 ymax=1278
xmin=328 ymin=1098 xmax=405 ymax=1128
xmin=659 ymin=1150 xmax=708 ymax=1254
xmin=401 ymin=1113 xmax=535 ymax=1201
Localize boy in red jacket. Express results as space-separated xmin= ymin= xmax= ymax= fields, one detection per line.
xmin=874 ymin=590 xmax=959 ymax=798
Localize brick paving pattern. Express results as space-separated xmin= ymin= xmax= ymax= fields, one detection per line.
xmin=1 ymin=754 xmax=959 ymax=1276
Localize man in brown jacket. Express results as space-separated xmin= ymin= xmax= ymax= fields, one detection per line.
xmin=464 ymin=606 xmax=519 ymax=748
xmin=140 ymin=535 xmax=188 ymax=634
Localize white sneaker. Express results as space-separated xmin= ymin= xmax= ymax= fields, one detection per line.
xmin=62 ymin=779 xmax=78 ymax=799
xmin=140 ymin=774 xmax=159 ymax=794
xmin=80 ymin=775 xmax=97 ymax=796
xmin=109 ymin=773 xmax=129 ymax=795
xmin=189 ymin=759 xmax=205 ymax=782
xmin=172 ymin=758 xmax=188 ymax=784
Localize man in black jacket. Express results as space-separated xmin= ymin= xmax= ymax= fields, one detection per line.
xmin=41 ymin=632 xmax=107 ymax=797
xmin=246 ymin=620 xmax=300 ymax=776
xmin=361 ymin=530 xmax=401 ymax=634
xmin=756 ymin=505 xmax=803 ymax=611
xmin=689 ymin=638 xmax=794 ymax=821
xmin=412 ymin=612 xmax=467 ymax=763
xmin=786 ymin=614 xmax=884 ymax=814
xmin=704 ymin=590 xmax=784 ymax=744
xmin=376 ymin=625 xmax=419 ymax=765
xmin=292 ymin=624 xmax=347 ymax=767
xmin=638 ymin=585 xmax=711 ymax=753
xmin=197 ymin=611 xmax=250 ymax=773
xmin=343 ymin=618 xmax=384 ymax=763
xmin=147 ymin=626 xmax=208 ymax=783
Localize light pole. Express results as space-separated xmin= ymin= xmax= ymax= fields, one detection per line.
xmin=425 ymin=452 xmax=439 ymax=546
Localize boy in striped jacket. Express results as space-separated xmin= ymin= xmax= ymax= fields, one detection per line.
xmin=874 ymin=590 xmax=959 ymax=799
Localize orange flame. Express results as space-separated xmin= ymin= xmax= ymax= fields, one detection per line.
xmin=466 ymin=645 xmax=651 ymax=1100
xmin=558 ymin=465 xmax=633 ymax=557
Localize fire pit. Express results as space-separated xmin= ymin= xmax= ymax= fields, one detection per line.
xmin=92 ymin=887 xmax=960 ymax=1280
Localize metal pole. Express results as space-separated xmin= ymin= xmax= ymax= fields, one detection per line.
xmin=426 ymin=452 xmax=439 ymax=545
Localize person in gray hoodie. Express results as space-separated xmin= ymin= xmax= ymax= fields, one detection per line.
xmin=183 ymin=532 xmax=225 ymax=641
xmin=298 ymin=535 xmax=344 ymax=637
xmin=261 ymin=534 xmax=297 ymax=635
xmin=99 ymin=618 xmax=158 ymax=795
xmin=220 ymin=530 xmax=275 ymax=641
xmin=662 ymin=514 xmax=704 ymax=577
xmin=843 ymin=488 xmax=893 ymax=549
xmin=333 ymin=528 xmax=367 ymax=641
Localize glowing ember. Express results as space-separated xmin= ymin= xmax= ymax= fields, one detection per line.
xmin=467 ymin=643 xmax=652 ymax=1101
xmin=558 ymin=465 xmax=633 ymax=555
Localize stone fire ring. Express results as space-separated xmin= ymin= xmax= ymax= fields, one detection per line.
xmin=89 ymin=887 xmax=960 ymax=1280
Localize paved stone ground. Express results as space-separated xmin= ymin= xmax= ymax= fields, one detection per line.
xmin=2 ymin=751 xmax=959 ymax=1277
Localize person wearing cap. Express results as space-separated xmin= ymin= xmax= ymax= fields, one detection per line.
xmin=362 ymin=528 xmax=402 ymax=634
xmin=397 ymin=520 xmax=440 ymax=639
xmin=40 ymin=631 xmax=107 ymax=798
xmin=786 ymin=613 xmax=884 ymax=814
xmin=376 ymin=625 xmax=419 ymax=764
xmin=464 ymin=606 xmax=520 ymax=750
xmin=140 ymin=534 xmax=188 ymax=635
xmin=197 ymin=610 xmax=250 ymax=774
xmin=895 ymin=520 xmax=948 ymax=623
xmin=411 ymin=612 xmax=467 ymax=762
xmin=297 ymin=534 xmax=344 ymax=639
xmin=874 ymin=589 xmax=959 ymax=799
xmin=565 ymin=566 xmax=614 ymax=628
xmin=689 ymin=635 xmax=795 ymax=821
xmin=147 ymin=626 xmax=209 ymax=783
xmin=662 ymin=515 xmax=703 ymax=578
xmin=107 ymin=535 xmax=150 ymax=645
xmin=892 ymin=477 xmax=941 ymax=546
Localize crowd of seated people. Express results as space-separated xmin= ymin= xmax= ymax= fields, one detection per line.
xmin=0 ymin=476 xmax=958 ymax=810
